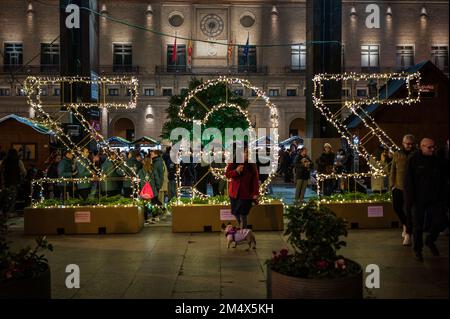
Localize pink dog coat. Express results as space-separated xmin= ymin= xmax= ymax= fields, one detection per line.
xmin=226 ymin=228 xmax=251 ymax=243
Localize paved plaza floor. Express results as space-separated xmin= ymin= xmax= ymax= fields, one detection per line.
xmin=5 ymin=216 xmax=448 ymax=299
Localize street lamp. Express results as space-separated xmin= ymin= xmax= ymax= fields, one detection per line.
xmin=350 ymin=6 xmax=357 ymax=17
xmin=420 ymin=5 xmax=428 ymax=18
xmin=27 ymin=1 xmax=34 ymax=14
xmin=386 ymin=6 xmax=393 ymax=17
xmin=146 ymin=4 xmax=153 ymax=15
xmin=271 ymin=6 xmax=278 ymax=16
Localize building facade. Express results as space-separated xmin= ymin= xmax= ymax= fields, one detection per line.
xmin=0 ymin=0 xmax=448 ymax=141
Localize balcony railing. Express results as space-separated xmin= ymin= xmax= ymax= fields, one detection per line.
xmin=1 ymin=64 xmax=60 ymax=75
xmin=155 ymin=65 xmax=268 ymax=75
xmin=99 ymin=65 xmax=140 ymax=75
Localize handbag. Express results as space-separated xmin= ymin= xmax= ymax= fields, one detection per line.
xmin=140 ymin=181 xmax=154 ymax=200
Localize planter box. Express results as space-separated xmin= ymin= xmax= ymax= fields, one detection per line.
xmin=267 ymin=262 xmax=363 ymax=299
xmin=322 ymin=202 xmax=399 ymax=229
xmin=172 ymin=202 xmax=284 ymax=232
xmin=24 ymin=206 xmax=144 ymax=235
xmin=0 ymin=266 xmax=51 ymax=299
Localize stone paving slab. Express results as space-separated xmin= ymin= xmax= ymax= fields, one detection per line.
xmin=4 ymin=218 xmax=449 ymax=299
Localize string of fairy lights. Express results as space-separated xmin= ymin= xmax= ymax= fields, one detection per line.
xmin=312 ymin=71 xmax=422 ymax=196
xmin=175 ymin=76 xmax=280 ymax=204
xmin=24 ymin=75 xmax=141 ymax=207
xmin=21 ymin=72 xmax=421 ymax=206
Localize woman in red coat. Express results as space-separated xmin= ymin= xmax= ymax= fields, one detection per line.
xmin=225 ymin=146 xmax=259 ymax=229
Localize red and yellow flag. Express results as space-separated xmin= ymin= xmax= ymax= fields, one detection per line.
xmin=188 ymin=39 xmax=193 ymax=65
xmin=171 ymin=36 xmax=177 ymax=63
xmin=227 ymin=38 xmax=233 ymax=62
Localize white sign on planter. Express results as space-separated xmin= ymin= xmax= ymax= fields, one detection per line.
xmin=74 ymin=211 xmax=91 ymax=223
xmin=367 ymin=206 xmax=383 ymax=218
xmin=220 ymin=209 xmax=235 ymax=221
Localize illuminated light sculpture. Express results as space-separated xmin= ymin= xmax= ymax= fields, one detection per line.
xmin=312 ymin=71 xmax=421 ymax=196
xmin=175 ymin=76 xmax=280 ymax=204
xmin=24 ymin=76 xmax=141 ymax=207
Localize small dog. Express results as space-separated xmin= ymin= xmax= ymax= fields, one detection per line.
xmin=222 ymin=223 xmax=256 ymax=250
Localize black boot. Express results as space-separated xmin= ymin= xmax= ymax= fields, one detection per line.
xmin=415 ymin=251 xmax=424 ymax=262
xmin=425 ymin=238 xmax=440 ymax=256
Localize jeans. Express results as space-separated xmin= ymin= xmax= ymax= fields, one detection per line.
xmin=322 ymin=180 xmax=334 ymax=196
xmin=230 ymin=197 xmax=253 ymax=228
xmin=295 ymin=179 xmax=308 ymax=204
xmin=392 ymin=188 xmax=412 ymax=233
xmin=168 ymin=180 xmax=177 ymax=201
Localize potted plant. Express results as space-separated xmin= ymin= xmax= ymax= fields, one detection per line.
xmin=0 ymin=215 xmax=53 ymax=299
xmin=266 ymin=200 xmax=363 ymax=299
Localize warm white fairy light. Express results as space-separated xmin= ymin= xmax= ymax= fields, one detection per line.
xmin=173 ymin=76 xmax=280 ymax=202
xmin=24 ymin=76 xmax=141 ymax=208
xmin=24 ymin=76 xmax=139 ymax=109
xmin=312 ymin=71 xmax=421 ymax=198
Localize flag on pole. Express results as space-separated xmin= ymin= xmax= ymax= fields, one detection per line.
xmin=188 ymin=39 xmax=193 ymax=65
xmin=171 ymin=35 xmax=177 ymax=64
xmin=243 ymin=33 xmax=249 ymax=64
xmin=227 ymin=38 xmax=233 ymax=63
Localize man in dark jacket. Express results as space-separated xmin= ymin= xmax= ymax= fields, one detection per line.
xmin=163 ymin=146 xmax=177 ymax=201
xmin=316 ymin=143 xmax=335 ymax=196
xmin=150 ymin=150 xmax=164 ymax=205
xmin=404 ymin=138 xmax=448 ymax=261
xmin=294 ymin=146 xmax=313 ymax=203
xmin=58 ymin=150 xmax=75 ymax=199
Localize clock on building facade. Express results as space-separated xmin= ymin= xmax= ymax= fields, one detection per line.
xmin=200 ymin=14 xmax=224 ymax=38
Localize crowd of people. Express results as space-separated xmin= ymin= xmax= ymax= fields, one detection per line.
xmin=278 ymin=141 xmax=355 ymax=202
xmin=0 ymin=146 xmax=179 ymax=223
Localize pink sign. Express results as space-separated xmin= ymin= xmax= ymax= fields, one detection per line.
xmin=75 ymin=211 xmax=91 ymax=223
xmin=368 ymin=206 xmax=383 ymax=218
xmin=220 ymin=209 xmax=235 ymax=221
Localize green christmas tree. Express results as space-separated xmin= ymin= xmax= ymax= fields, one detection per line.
xmin=161 ymin=78 xmax=250 ymax=146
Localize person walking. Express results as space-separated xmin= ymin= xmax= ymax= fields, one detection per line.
xmin=390 ymin=134 xmax=416 ymax=246
xmin=404 ymin=138 xmax=448 ymax=261
xmin=58 ymin=150 xmax=75 ymax=200
xmin=225 ymin=145 xmax=259 ymax=229
xmin=0 ymin=149 xmax=26 ymax=217
xmin=294 ymin=146 xmax=313 ymax=204
xmin=316 ymin=143 xmax=335 ymax=196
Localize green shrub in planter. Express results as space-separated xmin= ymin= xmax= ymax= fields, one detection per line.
xmin=267 ymin=200 xmax=360 ymax=279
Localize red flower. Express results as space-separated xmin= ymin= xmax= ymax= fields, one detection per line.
xmin=316 ymin=260 xmax=329 ymax=269
xmin=334 ymin=258 xmax=346 ymax=270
